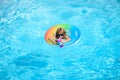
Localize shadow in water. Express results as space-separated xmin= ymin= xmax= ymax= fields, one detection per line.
xmin=13 ymin=51 xmax=49 ymax=68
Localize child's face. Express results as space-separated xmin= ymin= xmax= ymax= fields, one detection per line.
xmin=58 ymin=31 xmax=64 ymax=38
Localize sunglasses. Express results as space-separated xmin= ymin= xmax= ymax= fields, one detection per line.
xmin=56 ymin=34 xmax=64 ymax=36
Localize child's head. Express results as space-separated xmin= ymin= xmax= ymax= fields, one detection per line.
xmin=56 ymin=28 xmax=66 ymax=39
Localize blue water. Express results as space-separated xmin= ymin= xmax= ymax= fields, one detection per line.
xmin=0 ymin=0 xmax=120 ymax=80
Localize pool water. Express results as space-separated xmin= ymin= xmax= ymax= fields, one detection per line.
xmin=0 ymin=0 xmax=120 ymax=80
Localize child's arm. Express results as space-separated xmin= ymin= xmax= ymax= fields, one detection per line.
xmin=61 ymin=36 xmax=71 ymax=43
xmin=49 ymin=36 xmax=57 ymax=44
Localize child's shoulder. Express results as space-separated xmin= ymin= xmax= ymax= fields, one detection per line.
xmin=65 ymin=35 xmax=70 ymax=39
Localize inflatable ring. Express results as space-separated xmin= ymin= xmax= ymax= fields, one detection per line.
xmin=44 ymin=24 xmax=81 ymax=46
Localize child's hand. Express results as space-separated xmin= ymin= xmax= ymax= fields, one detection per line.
xmin=61 ymin=39 xmax=66 ymax=44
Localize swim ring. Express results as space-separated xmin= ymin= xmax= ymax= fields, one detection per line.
xmin=44 ymin=24 xmax=81 ymax=46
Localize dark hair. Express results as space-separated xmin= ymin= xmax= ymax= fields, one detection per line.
xmin=56 ymin=28 xmax=66 ymax=39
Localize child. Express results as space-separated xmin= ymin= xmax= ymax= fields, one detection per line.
xmin=49 ymin=28 xmax=71 ymax=45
